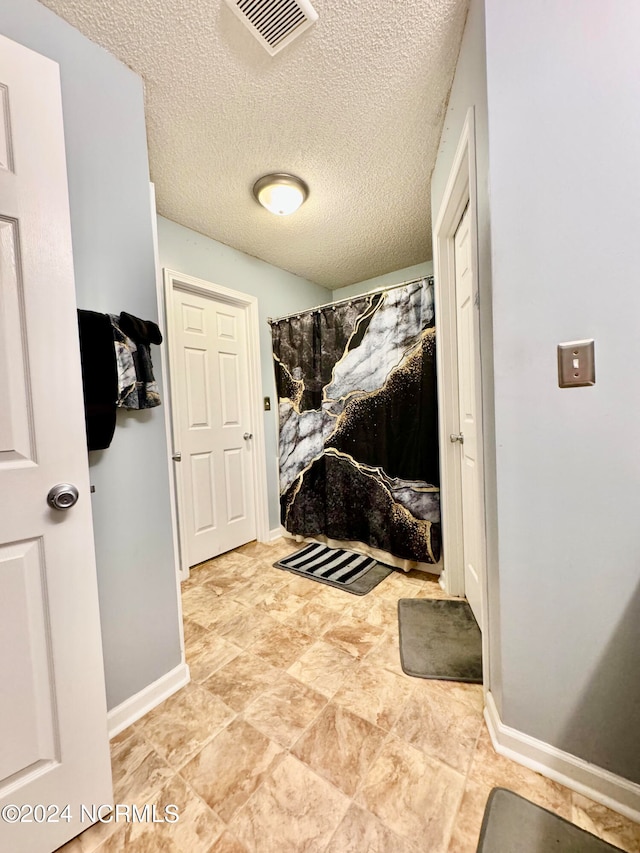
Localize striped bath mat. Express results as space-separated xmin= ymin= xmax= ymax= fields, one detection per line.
xmin=274 ymin=543 xmax=393 ymax=595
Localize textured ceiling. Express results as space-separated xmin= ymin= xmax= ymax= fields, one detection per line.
xmin=40 ymin=0 xmax=469 ymax=288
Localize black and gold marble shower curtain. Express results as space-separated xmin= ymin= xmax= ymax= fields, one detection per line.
xmin=271 ymin=279 xmax=440 ymax=566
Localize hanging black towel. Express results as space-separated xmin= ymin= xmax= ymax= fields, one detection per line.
xmin=77 ymin=309 xmax=118 ymax=451
xmin=118 ymin=312 xmax=163 ymax=346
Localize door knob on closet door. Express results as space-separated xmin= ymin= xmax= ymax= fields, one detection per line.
xmin=243 ymin=432 xmax=253 ymax=440
xmin=450 ymin=433 xmax=464 ymax=444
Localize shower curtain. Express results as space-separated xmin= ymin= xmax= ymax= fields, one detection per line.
xmin=271 ymin=279 xmax=440 ymax=568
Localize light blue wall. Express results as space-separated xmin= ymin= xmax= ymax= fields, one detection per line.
xmin=157 ymin=216 xmax=331 ymax=531
xmin=332 ymin=261 xmax=433 ymax=302
xmin=484 ymin=0 xmax=640 ymax=784
xmin=0 ymin=0 xmax=182 ymax=710
xmin=433 ymin=0 xmax=640 ymax=787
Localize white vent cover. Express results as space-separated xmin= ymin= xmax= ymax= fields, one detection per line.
xmin=224 ymin=0 xmax=318 ymax=55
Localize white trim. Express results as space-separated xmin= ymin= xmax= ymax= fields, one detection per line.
xmin=433 ymin=108 xmax=490 ymax=685
xmin=270 ymin=525 xmax=287 ymax=541
xmin=151 ymin=188 xmax=189 ymax=597
xmin=433 ymin=108 xmax=485 ymax=598
xmin=243 ymin=290 xmax=270 ymax=544
xmin=485 ymin=692 xmax=640 ymax=823
xmin=108 ymin=662 xmax=190 ymax=739
xmin=163 ymin=270 xmax=190 ymax=577
xmin=163 ymin=269 xmax=270 ymax=576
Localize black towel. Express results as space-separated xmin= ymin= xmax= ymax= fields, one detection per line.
xmin=118 ymin=311 xmax=163 ymax=346
xmin=77 ymin=310 xmax=118 ymax=451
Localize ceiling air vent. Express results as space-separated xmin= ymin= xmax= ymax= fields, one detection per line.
xmin=224 ymin=0 xmax=318 ymax=55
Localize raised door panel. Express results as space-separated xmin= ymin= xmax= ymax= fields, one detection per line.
xmin=216 ymin=310 xmax=236 ymax=341
xmin=0 ymin=83 xmax=12 ymax=172
xmin=182 ymin=302 xmax=206 ymax=335
xmin=456 ymin=218 xmax=475 ymax=428
xmin=223 ymin=448 xmax=246 ymax=523
xmin=184 ymin=347 xmax=211 ymax=429
xmin=190 ymin=452 xmax=216 ymax=534
xmin=0 ymin=539 xmax=55 ymax=782
xmin=0 ymin=219 xmax=33 ymax=463
xmin=218 ymin=351 xmax=241 ymax=427
xmin=459 ymin=294 xmax=475 ymax=426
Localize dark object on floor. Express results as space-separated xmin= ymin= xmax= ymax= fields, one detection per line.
xmin=477 ymin=788 xmax=624 ymax=852
xmin=274 ymin=542 xmax=393 ymax=595
xmin=77 ymin=309 xmax=118 ymax=451
xmin=397 ymin=598 xmax=482 ymax=682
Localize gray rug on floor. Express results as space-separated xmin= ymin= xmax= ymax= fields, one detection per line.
xmin=274 ymin=542 xmax=393 ymax=595
xmin=397 ymin=598 xmax=482 ymax=682
xmin=477 ymin=788 xmax=624 ymax=852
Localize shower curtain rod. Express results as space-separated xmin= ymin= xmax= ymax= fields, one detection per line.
xmin=267 ymin=274 xmax=434 ymax=324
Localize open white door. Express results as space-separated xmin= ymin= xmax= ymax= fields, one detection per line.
xmin=0 ymin=35 xmax=112 ymax=853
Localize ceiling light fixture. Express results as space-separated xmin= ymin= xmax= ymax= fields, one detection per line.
xmin=252 ymin=173 xmax=309 ymax=216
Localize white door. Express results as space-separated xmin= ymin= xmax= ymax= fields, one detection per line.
xmin=170 ymin=285 xmax=256 ymax=566
xmin=454 ymin=205 xmax=484 ymax=629
xmin=0 ymin=35 xmax=112 ymax=853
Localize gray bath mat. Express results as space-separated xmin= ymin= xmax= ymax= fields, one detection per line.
xmin=274 ymin=542 xmax=392 ymax=595
xmin=397 ymin=598 xmax=482 ymax=682
xmin=477 ymin=788 xmax=624 ymax=852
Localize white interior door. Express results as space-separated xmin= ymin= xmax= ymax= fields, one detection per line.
xmin=454 ymin=205 xmax=484 ymax=629
xmin=0 ymin=35 xmax=112 ymax=853
xmin=170 ymin=285 xmax=256 ymax=566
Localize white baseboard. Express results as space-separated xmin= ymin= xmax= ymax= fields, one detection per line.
xmin=484 ymin=691 xmax=640 ymax=823
xmin=107 ymin=662 xmax=190 ymax=740
xmin=269 ymin=525 xmax=287 ymax=541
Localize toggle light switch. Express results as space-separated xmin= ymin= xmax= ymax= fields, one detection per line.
xmin=557 ymin=339 xmax=595 ymax=388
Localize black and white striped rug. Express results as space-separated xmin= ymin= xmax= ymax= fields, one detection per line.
xmin=274 ymin=543 xmax=393 ymax=595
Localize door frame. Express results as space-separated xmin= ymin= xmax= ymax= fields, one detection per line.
xmin=433 ymin=108 xmax=490 ymax=669
xmin=162 ymin=269 xmax=270 ymax=579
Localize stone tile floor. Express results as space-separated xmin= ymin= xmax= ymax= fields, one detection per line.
xmin=59 ymin=538 xmax=640 ymax=852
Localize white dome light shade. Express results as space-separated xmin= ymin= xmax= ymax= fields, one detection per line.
xmin=253 ymin=173 xmax=308 ymax=216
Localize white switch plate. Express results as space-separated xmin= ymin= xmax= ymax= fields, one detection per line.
xmin=557 ymin=339 xmax=595 ymax=387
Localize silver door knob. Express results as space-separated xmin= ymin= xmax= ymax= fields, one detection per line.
xmin=47 ymin=483 xmax=79 ymax=510
xmin=243 ymin=432 xmax=253 ymax=440
xmin=450 ymin=433 xmax=464 ymax=444
xmin=172 ymin=452 xmax=182 ymax=462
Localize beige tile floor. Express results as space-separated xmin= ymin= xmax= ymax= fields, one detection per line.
xmin=59 ymin=538 xmax=640 ymax=853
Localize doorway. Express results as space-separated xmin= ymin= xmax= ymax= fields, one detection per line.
xmin=433 ymin=108 xmax=489 ymax=663
xmin=164 ymin=270 xmax=269 ymax=579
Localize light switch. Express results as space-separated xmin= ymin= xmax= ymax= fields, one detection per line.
xmin=264 ymin=396 xmax=271 ymax=411
xmin=557 ymin=339 xmax=595 ymax=388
